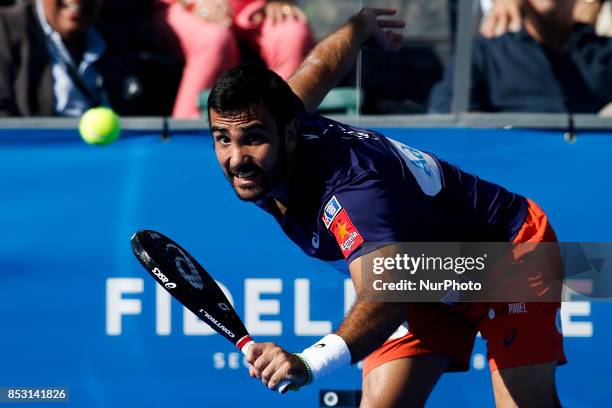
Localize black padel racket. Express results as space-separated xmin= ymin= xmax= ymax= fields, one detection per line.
xmin=131 ymin=229 xmax=292 ymax=393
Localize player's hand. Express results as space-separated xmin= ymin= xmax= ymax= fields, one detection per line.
xmin=251 ymin=1 xmax=307 ymax=26
xmin=480 ymin=0 xmax=522 ymax=38
xmin=353 ymin=8 xmax=405 ymax=52
xmin=246 ymin=342 xmax=309 ymax=390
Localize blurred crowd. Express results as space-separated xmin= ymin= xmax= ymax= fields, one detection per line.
xmin=0 ymin=0 xmax=313 ymax=117
xmin=0 ymin=0 xmax=611 ymax=118
xmin=430 ymin=0 xmax=612 ymax=114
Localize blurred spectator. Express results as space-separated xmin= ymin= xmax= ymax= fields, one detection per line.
xmin=429 ymin=0 xmax=612 ymax=113
xmin=153 ymin=0 xmax=313 ymax=118
xmin=95 ymin=0 xmax=182 ymax=116
xmin=481 ymin=0 xmax=612 ymax=37
xmin=0 ymin=0 xmax=160 ymax=117
xmin=574 ymin=0 xmax=612 ymax=35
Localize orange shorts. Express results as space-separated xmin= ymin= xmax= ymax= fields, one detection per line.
xmin=362 ymin=198 xmax=566 ymax=377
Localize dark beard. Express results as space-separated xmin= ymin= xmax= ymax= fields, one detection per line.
xmin=232 ymin=145 xmax=289 ymax=202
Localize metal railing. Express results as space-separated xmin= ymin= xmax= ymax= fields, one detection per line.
xmin=2 ymin=114 xmax=612 ymax=131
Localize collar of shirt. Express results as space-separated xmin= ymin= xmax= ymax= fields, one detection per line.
xmin=255 ymin=177 xmax=290 ymax=221
xmin=35 ymin=0 xmax=108 ymax=116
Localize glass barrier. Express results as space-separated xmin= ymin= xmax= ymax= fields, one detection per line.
xmin=301 ymin=0 xmax=452 ymax=116
xmin=299 ymin=0 xmax=612 ymax=117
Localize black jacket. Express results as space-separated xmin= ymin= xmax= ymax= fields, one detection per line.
xmin=0 ymin=0 xmax=176 ymax=116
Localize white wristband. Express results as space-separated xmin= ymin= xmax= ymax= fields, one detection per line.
xmin=299 ymin=334 xmax=351 ymax=382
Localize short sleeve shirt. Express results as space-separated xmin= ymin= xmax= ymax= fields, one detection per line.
xmin=256 ymin=113 xmax=527 ymax=271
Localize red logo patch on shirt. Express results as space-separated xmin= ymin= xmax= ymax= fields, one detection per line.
xmin=330 ymin=209 xmax=364 ymax=258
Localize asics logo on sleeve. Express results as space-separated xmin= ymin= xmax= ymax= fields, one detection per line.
xmin=312 ymin=232 xmax=320 ymax=249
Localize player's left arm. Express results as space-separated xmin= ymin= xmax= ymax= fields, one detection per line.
xmin=288 ymin=8 xmax=404 ymax=113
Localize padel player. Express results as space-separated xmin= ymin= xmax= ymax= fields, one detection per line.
xmin=208 ymin=8 xmax=565 ymax=407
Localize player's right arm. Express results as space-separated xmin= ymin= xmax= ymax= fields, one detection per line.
xmin=246 ymin=247 xmax=408 ymax=391
xmin=287 ymin=8 xmax=404 ymax=113
xmin=334 ymin=248 xmax=408 ymax=363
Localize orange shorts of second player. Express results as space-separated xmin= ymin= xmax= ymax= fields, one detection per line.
xmin=362 ymin=198 xmax=567 ymax=377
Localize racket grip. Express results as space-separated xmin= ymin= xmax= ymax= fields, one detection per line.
xmin=239 ymin=339 xmax=254 ymax=356
xmin=240 ymin=339 xmax=295 ymax=394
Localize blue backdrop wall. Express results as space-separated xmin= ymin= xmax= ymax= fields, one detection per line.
xmin=1 ymin=126 xmax=610 ymax=407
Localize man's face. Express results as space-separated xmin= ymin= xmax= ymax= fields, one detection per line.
xmin=42 ymin=0 xmax=104 ymax=40
xmin=211 ymin=105 xmax=289 ymax=202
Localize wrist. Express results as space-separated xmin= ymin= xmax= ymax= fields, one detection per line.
xmin=290 ymin=353 xmax=313 ymax=390
xmin=298 ymin=334 xmax=352 ymax=382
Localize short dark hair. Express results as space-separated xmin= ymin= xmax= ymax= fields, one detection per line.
xmin=208 ymin=65 xmax=302 ymax=128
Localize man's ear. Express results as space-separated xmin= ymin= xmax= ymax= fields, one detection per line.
xmin=284 ymin=118 xmax=299 ymax=154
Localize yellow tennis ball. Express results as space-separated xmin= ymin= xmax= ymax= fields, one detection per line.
xmin=79 ymin=107 xmax=121 ymax=145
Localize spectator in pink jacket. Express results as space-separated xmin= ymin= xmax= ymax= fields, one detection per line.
xmin=154 ymin=0 xmax=313 ymax=118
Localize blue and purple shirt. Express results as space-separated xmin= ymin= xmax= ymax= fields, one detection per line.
xmin=257 ymin=113 xmax=527 ymax=270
